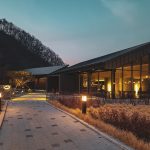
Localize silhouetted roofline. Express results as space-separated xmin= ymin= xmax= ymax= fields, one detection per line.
xmin=25 ymin=65 xmax=67 ymax=76
xmin=52 ymin=42 xmax=150 ymax=74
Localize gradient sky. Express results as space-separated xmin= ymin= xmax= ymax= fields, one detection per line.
xmin=0 ymin=0 xmax=150 ymax=65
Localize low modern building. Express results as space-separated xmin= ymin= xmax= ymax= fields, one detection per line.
xmin=51 ymin=42 xmax=150 ymax=99
xmin=25 ymin=65 xmax=67 ymax=91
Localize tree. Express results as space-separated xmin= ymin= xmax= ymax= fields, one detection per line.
xmin=7 ymin=71 xmax=33 ymax=89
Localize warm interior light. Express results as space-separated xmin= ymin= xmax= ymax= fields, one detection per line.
xmin=134 ymin=83 xmax=140 ymax=96
xmin=83 ymin=81 xmax=87 ymax=88
xmin=96 ymin=79 xmax=105 ymax=82
xmin=102 ymin=85 xmax=105 ymax=90
xmin=0 ymin=93 xmax=2 ymax=98
xmin=82 ymin=96 xmax=87 ymax=102
xmin=107 ymin=83 xmax=111 ymax=92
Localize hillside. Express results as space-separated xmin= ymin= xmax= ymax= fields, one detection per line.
xmin=0 ymin=19 xmax=64 ymax=69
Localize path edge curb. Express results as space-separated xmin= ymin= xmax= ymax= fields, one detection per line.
xmin=46 ymin=101 xmax=133 ymax=150
xmin=0 ymin=100 xmax=8 ymax=129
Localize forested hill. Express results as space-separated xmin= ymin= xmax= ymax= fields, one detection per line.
xmin=0 ymin=19 xmax=64 ymax=69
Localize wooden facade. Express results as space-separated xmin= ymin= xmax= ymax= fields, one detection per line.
xmin=54 ymin=42 xmax=150 ymax=98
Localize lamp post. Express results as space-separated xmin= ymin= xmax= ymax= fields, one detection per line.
xmin=0 ymin=93 xmax=2 ymax=112
xmin=82 ymin=96 xmax=87 ymax=114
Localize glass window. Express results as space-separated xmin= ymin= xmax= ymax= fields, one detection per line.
xmin=141 ymin=64 xmax=149 ymax=97
xmin=115 ymin=68 xmax=122 ymax=98
xmin=123 ymin=66 xmax=131 ymax=98
xmin=91 ymin=72 xmax=98 ymax=94
xmin=80 ymin=73 xmax=88 ymax=93
xmin=133 ymin=65 xmax=140 ymax=98
xmin=98 ymin=71 xmax=111 ymax=98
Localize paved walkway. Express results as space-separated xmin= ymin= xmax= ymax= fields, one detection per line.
xmin=0 ymin=93 xmax=126 ymax=150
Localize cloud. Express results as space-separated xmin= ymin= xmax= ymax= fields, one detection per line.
xmin=100 ymin=0 xmax=138 ymax=24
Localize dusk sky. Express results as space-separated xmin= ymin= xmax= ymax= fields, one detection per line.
xmin=0 ymin=0 xmax=150 ymax=65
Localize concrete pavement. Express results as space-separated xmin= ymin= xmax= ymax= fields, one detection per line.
xmin=0 ymin=93 xmax=130 ymax=150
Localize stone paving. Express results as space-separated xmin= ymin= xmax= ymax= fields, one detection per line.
xmin=0 ymin=93 xmax=125 ymax=150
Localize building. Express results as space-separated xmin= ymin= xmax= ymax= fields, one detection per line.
xmin=25 ymin=65 xmax=67 ymax=91
xmin=51 ymin=42 xmax=150 ymax=99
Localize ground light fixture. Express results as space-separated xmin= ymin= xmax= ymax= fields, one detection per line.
xmin=3 ymin=85 xmax=11 ymax=90
xmin=0 ymin=93 xmax=2 ymax=111
xmin=81 ymin=95 xmax=87 ymax=114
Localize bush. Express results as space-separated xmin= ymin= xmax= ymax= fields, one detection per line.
xmin=58 ymin=97 xmax=82 ymax=109
xmin=54 ymin=96 xmax=150 ymax=142
xmin=88 ymin=105 xmax=150 ymax=142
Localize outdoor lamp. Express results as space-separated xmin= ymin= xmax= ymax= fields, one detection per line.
xmin=3 ymin=85 xmax=11 ymax=90
xmin=0 ymin=93 xmax=2 ymax=111
xmin=81 ymin=95 xmax=87 ymax=114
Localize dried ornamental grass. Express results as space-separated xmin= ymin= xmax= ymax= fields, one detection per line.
xmin=88 ymin=105 xmax=150 ymax=142
xmin=48 ymin=100 xmax=150 ymax=150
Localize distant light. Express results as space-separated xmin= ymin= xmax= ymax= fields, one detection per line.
xmin=3 ymin=85 xmax=11 ymax=90
xmin=0 ymin=93 xmax=2 ymax=98
xmin=82 ymin=96 xmax=87 ymax=102
xmin=134 ymin=83 xmax=139 ymax=95
xmin=107 ymin=83 xmax=111 ymax=92
xmin=96 ymin=79 xmax=104 ymax=82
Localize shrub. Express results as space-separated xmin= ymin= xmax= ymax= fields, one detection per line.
xmin=51 ymin=96 xmax=150 ymax=142
xmin=49 ymin=100 xmax=150 ymax=150
xmin=58 ymin=97 xmax=82 ymax=109
xmin=88 ymin=105 xmax=150 ymax=142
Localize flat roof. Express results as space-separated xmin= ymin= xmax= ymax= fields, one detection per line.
xmin=25 ymin=65 xmax=67 ymax=76
xmin=52 ymin=42 xmax=150 ymax=74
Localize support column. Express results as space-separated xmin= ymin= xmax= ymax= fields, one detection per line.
xmin=45 ymin=77 xmax=48 ymax=92
xmin=34 ymin=78 xmax=36 ymax=90
xmin=131 ymin=63 xmax=134 ymax=98
xmin=140 ymin=58 xmax=142 ymax=98
xmin=121 ymin=66 xmax=124 ymax=98
xmin=37 ymin=77 xmax=40 ymax=89
xmin=148 ymin=55 xmax=150 ymax=97
xmin=111 ymin=69 xmax=116 ymax=99
xmin=0 ymin=68 xmax=5 ymax=84
xmin=58 ymin=74 xmax=61 ymax=94
xmin=97 ymin=72 xmax=100 ymax=95
xmin=87 ymin=72 xmax=91 ymax=94
xmin=78 ymin=73 xmax=81 ymax=94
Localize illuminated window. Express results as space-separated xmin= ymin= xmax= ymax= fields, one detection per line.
xmin=132 ymin=65 xmax=140 ymax=98
xmin=141 ymin=64 xmax=149 ymax=97
xmin=80 ymin=73 xmax=88 ymax=93
xmin=115 ymin=68 xmax=122 ymax=98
